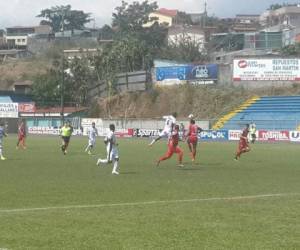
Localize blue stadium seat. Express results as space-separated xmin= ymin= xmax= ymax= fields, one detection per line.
xmin=222 ymin=96 xmax=300 ymax=130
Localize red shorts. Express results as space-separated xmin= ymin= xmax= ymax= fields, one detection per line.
xmin=239 ymin=139 xmax=248 ymax=150
xmin=18 ymin=134 xmax=25 ymax=140
xmin=167 ymin=143 xmax=183 ymax=156
xmin=187 ymin=136 xmax=198 ymax=144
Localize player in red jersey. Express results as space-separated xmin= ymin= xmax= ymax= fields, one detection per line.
xmin=235 ymin=124 xmax=250 ymax=160
xmin=186 ymin=119 xmax=202 ymax=162
xmin=16 ymin=120 xmax=26 ymax=150
xmin=157 ymin=124 xmax=184 ymax=167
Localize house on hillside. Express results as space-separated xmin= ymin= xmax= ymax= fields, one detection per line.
xmin=232 ymin=14 xmax=260 ymax=32
xmin=260 ymin=5 xmax=300 ymax=45
xmin=54 ymin=29 xmax=92 ymax=39
xmin=5 ymin=25 xmax=52 ymax=49
xmin=168 ymin=25 xmax=205 ymax=52
xmin=260 ymin=6 xmax=300 ymax=28
xmin=13 ymin=80 xmax=33 ymax=95
xmin=144 ymin=8 xmax=178 ymax=27
xmin=0 ymin=29 xmax=5 ymax=47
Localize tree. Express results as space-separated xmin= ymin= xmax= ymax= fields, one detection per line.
xmin=99 ymin=25 xmax=114 ymax=40
xmin=176 ymin=11 xmax=193 ymax=25
xmin=37 ymin=5 xmax=91 ymax=33
xmin=112 ymin=1 xmax=168 ymax=67
xmin=160 ymin=37 xmax=207 ymax=63
xmin=68 ymin=56 xmax=94 ymax=104
xmin=112 ymin=0 xmax=158 ymax=33
xmin=281 ymin=44 xmax=300 ymax=56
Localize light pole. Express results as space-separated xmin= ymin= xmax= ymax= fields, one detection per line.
xmin=60 ymin=13 xmax=65 ymax=125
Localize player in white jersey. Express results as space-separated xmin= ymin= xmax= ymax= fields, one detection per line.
xmin=96 ymin=124 xmax=120 ymax=175
xmin=0 ymin=123 xmax=7 ymax=160
xmin=149 ymin=112 xmax=177 ymax=146
xmin=85 ymin=122 xmax=98 ymax=155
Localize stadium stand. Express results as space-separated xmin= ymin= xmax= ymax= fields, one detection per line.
xmin=0 ymin=96 xmax=13 ymax=103
xmin=221 ymin=96 xmax=300 ymax=130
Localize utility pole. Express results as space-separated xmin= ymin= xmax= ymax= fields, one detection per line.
xmin=202 ymin=1 xmax=207 ymax=28
xmin=61 ymin=13 xmax=65 ymax=125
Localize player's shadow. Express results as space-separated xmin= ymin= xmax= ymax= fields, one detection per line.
xmin=177 ymin=168 xmax=202 ymax=171
xmin=120 ymin=171 xmax=138 ymax=175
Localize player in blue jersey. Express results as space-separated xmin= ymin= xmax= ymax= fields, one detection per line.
xmin=0 ymin=123 xmax=8 ymax=160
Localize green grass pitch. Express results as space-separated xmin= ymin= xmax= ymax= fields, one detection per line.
xmin=0 ymin=135 xmax=299 ymax=249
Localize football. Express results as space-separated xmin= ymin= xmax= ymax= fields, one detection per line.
xmin=103 ymin=137 xmax=108 ymax=144
xmin=188 ymin=114 xmax=194 ymax=119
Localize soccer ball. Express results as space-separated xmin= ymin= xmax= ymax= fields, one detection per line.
xmin=188 ymin=114 xmax=194 ymax=119
xmin=103 ymin=137 xmax=108 ymax=145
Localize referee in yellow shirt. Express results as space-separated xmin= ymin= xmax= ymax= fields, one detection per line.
xmin=60 ymin=121 xmax=73 ymax=155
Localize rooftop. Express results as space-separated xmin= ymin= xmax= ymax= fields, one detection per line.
xmin=156 ymin=8 xmax=178 ymax=17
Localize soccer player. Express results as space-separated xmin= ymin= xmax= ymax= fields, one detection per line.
xmin=85 ymin=122 xmax=98 ymax=155
xmin=96 ymin=124 xmax=120 ymax=175
xmin=249 ymin=122 xmax=256 ymax=144
xmin=157 ymin=124 xmax=184 ymax=167
xmin=149 ymin=112 xmax=177 ymax=146
xmin=60 ymin=121 xmax=73 ymax=155
xmin=16 ymin=120 xmax=26 ymax=150
xmin=0 ymin=123 xmax=7 ymax=160
xmin=186 ymin=119 xmax=202 ymax=162
xmin=235 ymin=124 xmax=251 ymax=160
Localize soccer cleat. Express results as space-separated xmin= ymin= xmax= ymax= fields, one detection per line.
xmin=156 ymin=160 xmax=160 ymax=167
xmin=96 ymin=159 xmax=101 ymax=166
xmin=88 ymin=151 xmax=92 ymax=155
xmin=234 ymin=156 xmax=238 ymax=161
xmin=178 ymin=164 xmax=184 ymax=167
xmin=1 ymin=156 xmax=6 ymax=160
xmin=112 ymin=171 xmax=119 ymax=175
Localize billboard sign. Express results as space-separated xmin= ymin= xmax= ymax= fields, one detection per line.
xmin=0 ymin=103 xmax=18 ymax=118
xmin=289 ymin=131 xmax=300 ymax=142
xmin=134 ymin=129 xmax=161 ymax=138
xmin=228 ymin=130 xmax=242 ymax=141
xmin=233 ymin=59 xmax=300 ymax=81
xmin=199 ymin=130 xmax=228 ymax=140
xmin=258 ymin=130 xmax=290 ymax=141
xmin=18 ymin=103 xmax=36 ymax=113
xmin=156 ymin=64 xmax=218 ymax=84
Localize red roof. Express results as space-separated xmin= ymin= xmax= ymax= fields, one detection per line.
xmin=35 ymin=107 xmax=87 ymax=113
xmin=157 ymin=8 xmax=178 ymax=17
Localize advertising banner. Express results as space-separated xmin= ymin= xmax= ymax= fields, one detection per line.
xmin=258 ymin=130 xmax=290 ymax=142
xmin=289 ymin=131 xmax=300 ymax=142
xmin=18 ymin=103 xmax=36 ymax=113
xmin=0 ymin=103 xmax=18 ymax=118
xmin=134 ymin=129 xmax=161 ymax=138
xmin=28 ymin=127 xmax=82 ymax=135
xmin=228 ymin=130 xmax=242 ymax=141
xmin=233 ymin=59 xmax=300 ymax=81
xmin=199 ymin=130 xmax=228 ymax=140
xmin=115 ymin=129 xmax=134 ymax=138
xmin=156 ymin=64 xmax=218 ymax=84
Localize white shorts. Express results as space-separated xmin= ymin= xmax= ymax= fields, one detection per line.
xmin=107 ymin=147 xmax=119 ymax=161
xmin=159 ymin=129 xmax=171 ymax=138
xmin=88 ymin=138 xmax=96 ymax=147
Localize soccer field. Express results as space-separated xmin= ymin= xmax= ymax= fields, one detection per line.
xmin=0 ymin=136 xmax=299 ymax=249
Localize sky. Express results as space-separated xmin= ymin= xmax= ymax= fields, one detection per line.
xmin=0 ymin=0 xmax=297 ymax=29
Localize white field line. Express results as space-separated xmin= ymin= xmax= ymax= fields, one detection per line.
xmin=0 ymin=193 xmax=299 ymax=214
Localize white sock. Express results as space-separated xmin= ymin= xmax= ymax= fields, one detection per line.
xmin=99 ymin=159 xmax=108 ymax=164
xmin=112 ymin=160 xmax=119 ymax=173
xmin=85 ymin=145 xmax=90 ymax=152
